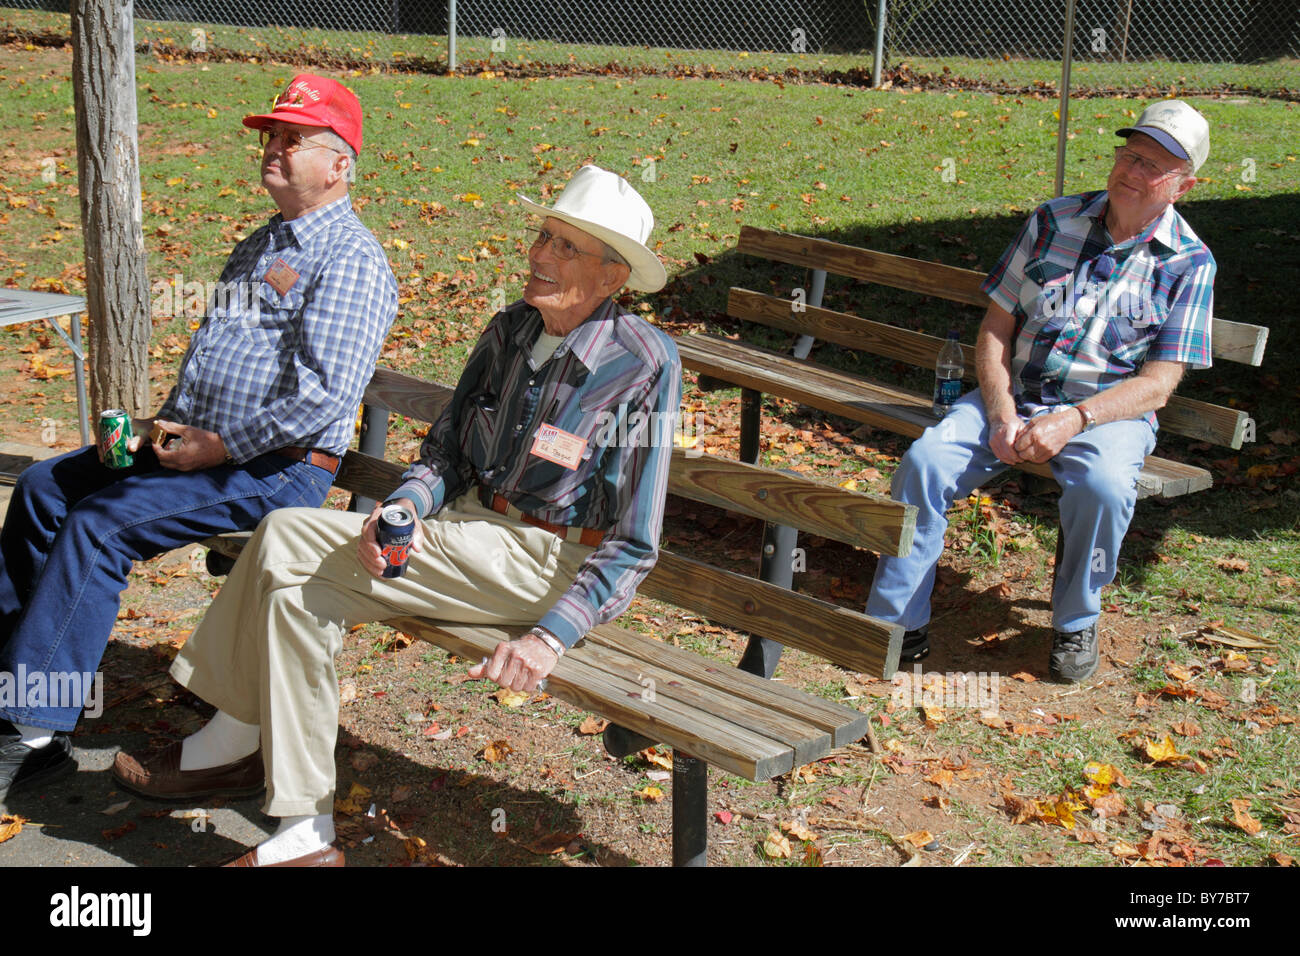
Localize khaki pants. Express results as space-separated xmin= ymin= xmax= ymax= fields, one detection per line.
xmin=170 ymin=495 xmax=592 ymax=816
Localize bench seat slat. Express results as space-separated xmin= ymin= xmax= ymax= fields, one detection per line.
xmin=572 ymin=640 xmax=832 ymax=767
xmin=392 ymin=619 xmax=800 ymax=780
xmin=680 ymin=333 xmax=1213 ymax=500
xmin=729 ymin=288 xmax=1251 ymax=448
xmin=587 ymin=625 xmax=871 ymax=749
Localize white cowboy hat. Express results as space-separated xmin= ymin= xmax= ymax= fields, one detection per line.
xmin=518 ymin=165 xmax=667 ymax=293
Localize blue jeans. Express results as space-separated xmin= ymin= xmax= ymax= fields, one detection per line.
xmin=866 ymin=391 xmax=1156 ymax=635
xmin=0 ymin=445 xmax=333 ymax=731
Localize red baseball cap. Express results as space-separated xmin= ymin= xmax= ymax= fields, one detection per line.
xmin=242 ymin=73 xmax=363 ymax=154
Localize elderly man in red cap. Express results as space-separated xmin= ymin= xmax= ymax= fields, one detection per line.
xmin=114 ymin=164 xmax=681 ymax=866
xmin=0 ymin=74 xmax=397 ymax=803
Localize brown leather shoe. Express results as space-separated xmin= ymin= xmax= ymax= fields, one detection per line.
xmin=222 ymin=844 xmax=345 ymax=867
xmin=112 ymin=741 xmax=264 ymax=800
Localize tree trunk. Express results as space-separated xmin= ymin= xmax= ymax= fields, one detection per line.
xmin=71 ymin=0 xmax=150 ymax=420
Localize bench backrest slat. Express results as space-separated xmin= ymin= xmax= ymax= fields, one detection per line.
xmin=640 ymin=550 xmax=901 ymax=676
xmin=670 ymin=452 xmax=915 ymax=557
xmin=738 ymin=225 xmax=988 ymax=306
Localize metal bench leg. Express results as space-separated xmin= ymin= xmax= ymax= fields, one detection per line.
xmin=738 ymin=521 xmax=795 ymax=679
xmin=350 ymin=403 xmax=390 ymax=514
xmin=672 ymin=751 xmax=708 ymax=867
xmin=739 ymin=388 xmax=761 ymax=465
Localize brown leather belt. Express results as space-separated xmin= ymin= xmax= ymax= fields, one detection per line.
xmin=480 ymin=489 xmax=604 ymax=548
xmin=275 ymin=446 xmax=341 ymax=476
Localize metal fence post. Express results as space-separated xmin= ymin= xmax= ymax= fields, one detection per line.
xmin=447 ymin=0 xmax=457 ymax=71
xmin=872 ymin=0 xmax=888 ymax=88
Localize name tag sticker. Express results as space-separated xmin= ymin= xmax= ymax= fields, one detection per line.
xmin=264 ymin=259 xmax=300 ymax=295
xmin=530 ymin=423 xmax=585 ymax=470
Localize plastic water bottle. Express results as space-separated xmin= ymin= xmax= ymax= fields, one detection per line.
xmin=931 ymin=330 xmax=965 ymax=417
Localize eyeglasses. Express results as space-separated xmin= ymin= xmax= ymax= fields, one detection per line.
xmin=1112 ymin=145 xmax=1185 ymax=181
xmin=258 ymin=127 xmax=341 ymax=155
xmin=531 ymin=228 xmax=615 ymax=263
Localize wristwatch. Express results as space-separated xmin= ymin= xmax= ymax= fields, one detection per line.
xmin=529 ymin=626 xmax=566 ymax=658
xmin=1075 ymin=404 xmax=1097 ymax=432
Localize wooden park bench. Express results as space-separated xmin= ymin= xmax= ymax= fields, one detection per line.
xmin=677 ymin=225 xmax=1269 ymax=504
xmin=202 ymin=365 xmax=917 ymax=866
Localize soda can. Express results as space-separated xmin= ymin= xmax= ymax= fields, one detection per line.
xmin=99 ymin=410 xmax=134 ymax=469
xmin=377 ymin=504 xmax=415 ymax=579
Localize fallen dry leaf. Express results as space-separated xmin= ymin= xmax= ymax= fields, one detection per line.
xmin=480 ymin=740 xmax=513 ymax=763
xmin=901 ymin=830 xmax=934 ymax=849
xmin=0 ymin=814 xmax=24 ymax=845
xmin=492 ymin=688 xmax=530 ymax=708
xmin=762 ymin=831 xmax=792 ymax=858
xmin=782 ymin=820 xmax=818 ymax=842
xmin=524 ymin=831 xmax=582 ymax=855
xmin=636 ymin=785 xmax=665 ymax=802
xmin=1141 ymin=735 xmax=1189 ymax=764
xmin=577 ymin=716 xmax=608 ymax=735
xmin=639 ymin=747 xmax=673 ymax=771
xmin=334 ymin=782 xmax=372 ymax=815
xmin=1228 ymin=799 xmax=1263 ymax=836
xmin=924 ymin=768 xmax=955 ymax=790
xmin=1011 ymin=671 xmax=1038 ymax=683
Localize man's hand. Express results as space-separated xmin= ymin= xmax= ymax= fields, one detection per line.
xmin=988 ymin=417 xmax=1027 ymax=465
xmin=1012 ymin=407 xmax=1081 ymax=464
xmin=150 ymin=420 xmax=229 ymax=471
xmin=469 ymin=633 xmax=558 ymax=693
xmin=357 ymin=498 xmax=425 ymax=578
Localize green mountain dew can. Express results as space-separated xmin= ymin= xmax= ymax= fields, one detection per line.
xmin=99 ymin=410 xmax=134 ymax=469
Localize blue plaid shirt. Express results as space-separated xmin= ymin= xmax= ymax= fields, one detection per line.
xmin=158 ymin=196 xmax=398 ymax=461
xmin=393 ymin=299 xmax=682 ymax=648
xmin=982 ymin=190 xmax=1215 ymax=430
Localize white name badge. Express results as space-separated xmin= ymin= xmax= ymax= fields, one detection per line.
xmin=530 ymin=423 xmax=585 ymax=470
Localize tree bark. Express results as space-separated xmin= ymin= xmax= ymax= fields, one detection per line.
xmin=71 ymin=0 xmax=150 ymax=419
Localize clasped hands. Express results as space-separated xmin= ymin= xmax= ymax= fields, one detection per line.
xmin=356 ymin=498 xmax=557 ymax=693
xmin=989 ymin=406 xmax=1083 ymax=465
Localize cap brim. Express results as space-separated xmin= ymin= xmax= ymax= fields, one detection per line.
xmin=242 ymin=111 xmax=334 ymax=133
xmin=519 ymin=195 xmax=667 ymax=293
xmin=1116 ymin=125 xmax=1190 ymax=160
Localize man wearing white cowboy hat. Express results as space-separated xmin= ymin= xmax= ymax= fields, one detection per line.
xmin=112 ymin=164 xmax=681 ymax=866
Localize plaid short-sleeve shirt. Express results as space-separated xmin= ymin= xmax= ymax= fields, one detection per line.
xmin=981 ymin=190 xmax=1216 ymax=430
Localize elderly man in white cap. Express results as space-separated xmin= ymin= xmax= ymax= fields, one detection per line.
xmin=867 ymin=100 xmax=1216 ymax=683
xmin=112 ymin=165 xmax=681 ymax=866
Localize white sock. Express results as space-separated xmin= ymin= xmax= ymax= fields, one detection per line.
xmin=255 ymin=814 xmax=335 ymax=865
xmin=13 ymin=723 xmax=54 ymax=749
xmin=179 ymin=710 xmax=260 ymax=771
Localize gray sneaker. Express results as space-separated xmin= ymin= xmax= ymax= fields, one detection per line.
xmin=1049 ymin=622 xmax=1099 ymax=682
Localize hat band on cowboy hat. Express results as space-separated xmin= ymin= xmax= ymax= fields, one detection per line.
xmin=242 ymin=73 xmax=364 ymax=155
xmin=518 ymin=165 xmax=667 ymax=293
xmin=1117 ymin=99 xmax=1209 ymax=174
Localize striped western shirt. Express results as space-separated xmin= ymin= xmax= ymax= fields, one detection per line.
xmin=981 ymin=190 xmax=1216 ymax=430
xmin=393 ymin=298 xmax=682 ymax=648
xmin=158 ymin=195 xmax=398 ymax=461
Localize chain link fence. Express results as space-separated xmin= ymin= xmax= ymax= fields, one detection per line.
xmin=4 ymin=1 xmax=1297 ymax=92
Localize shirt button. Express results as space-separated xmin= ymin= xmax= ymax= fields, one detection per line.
xmin=514 ymin=424 xmax=523 ymax=433
xmin=528 ymin=379 xmax=535 ymax=386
